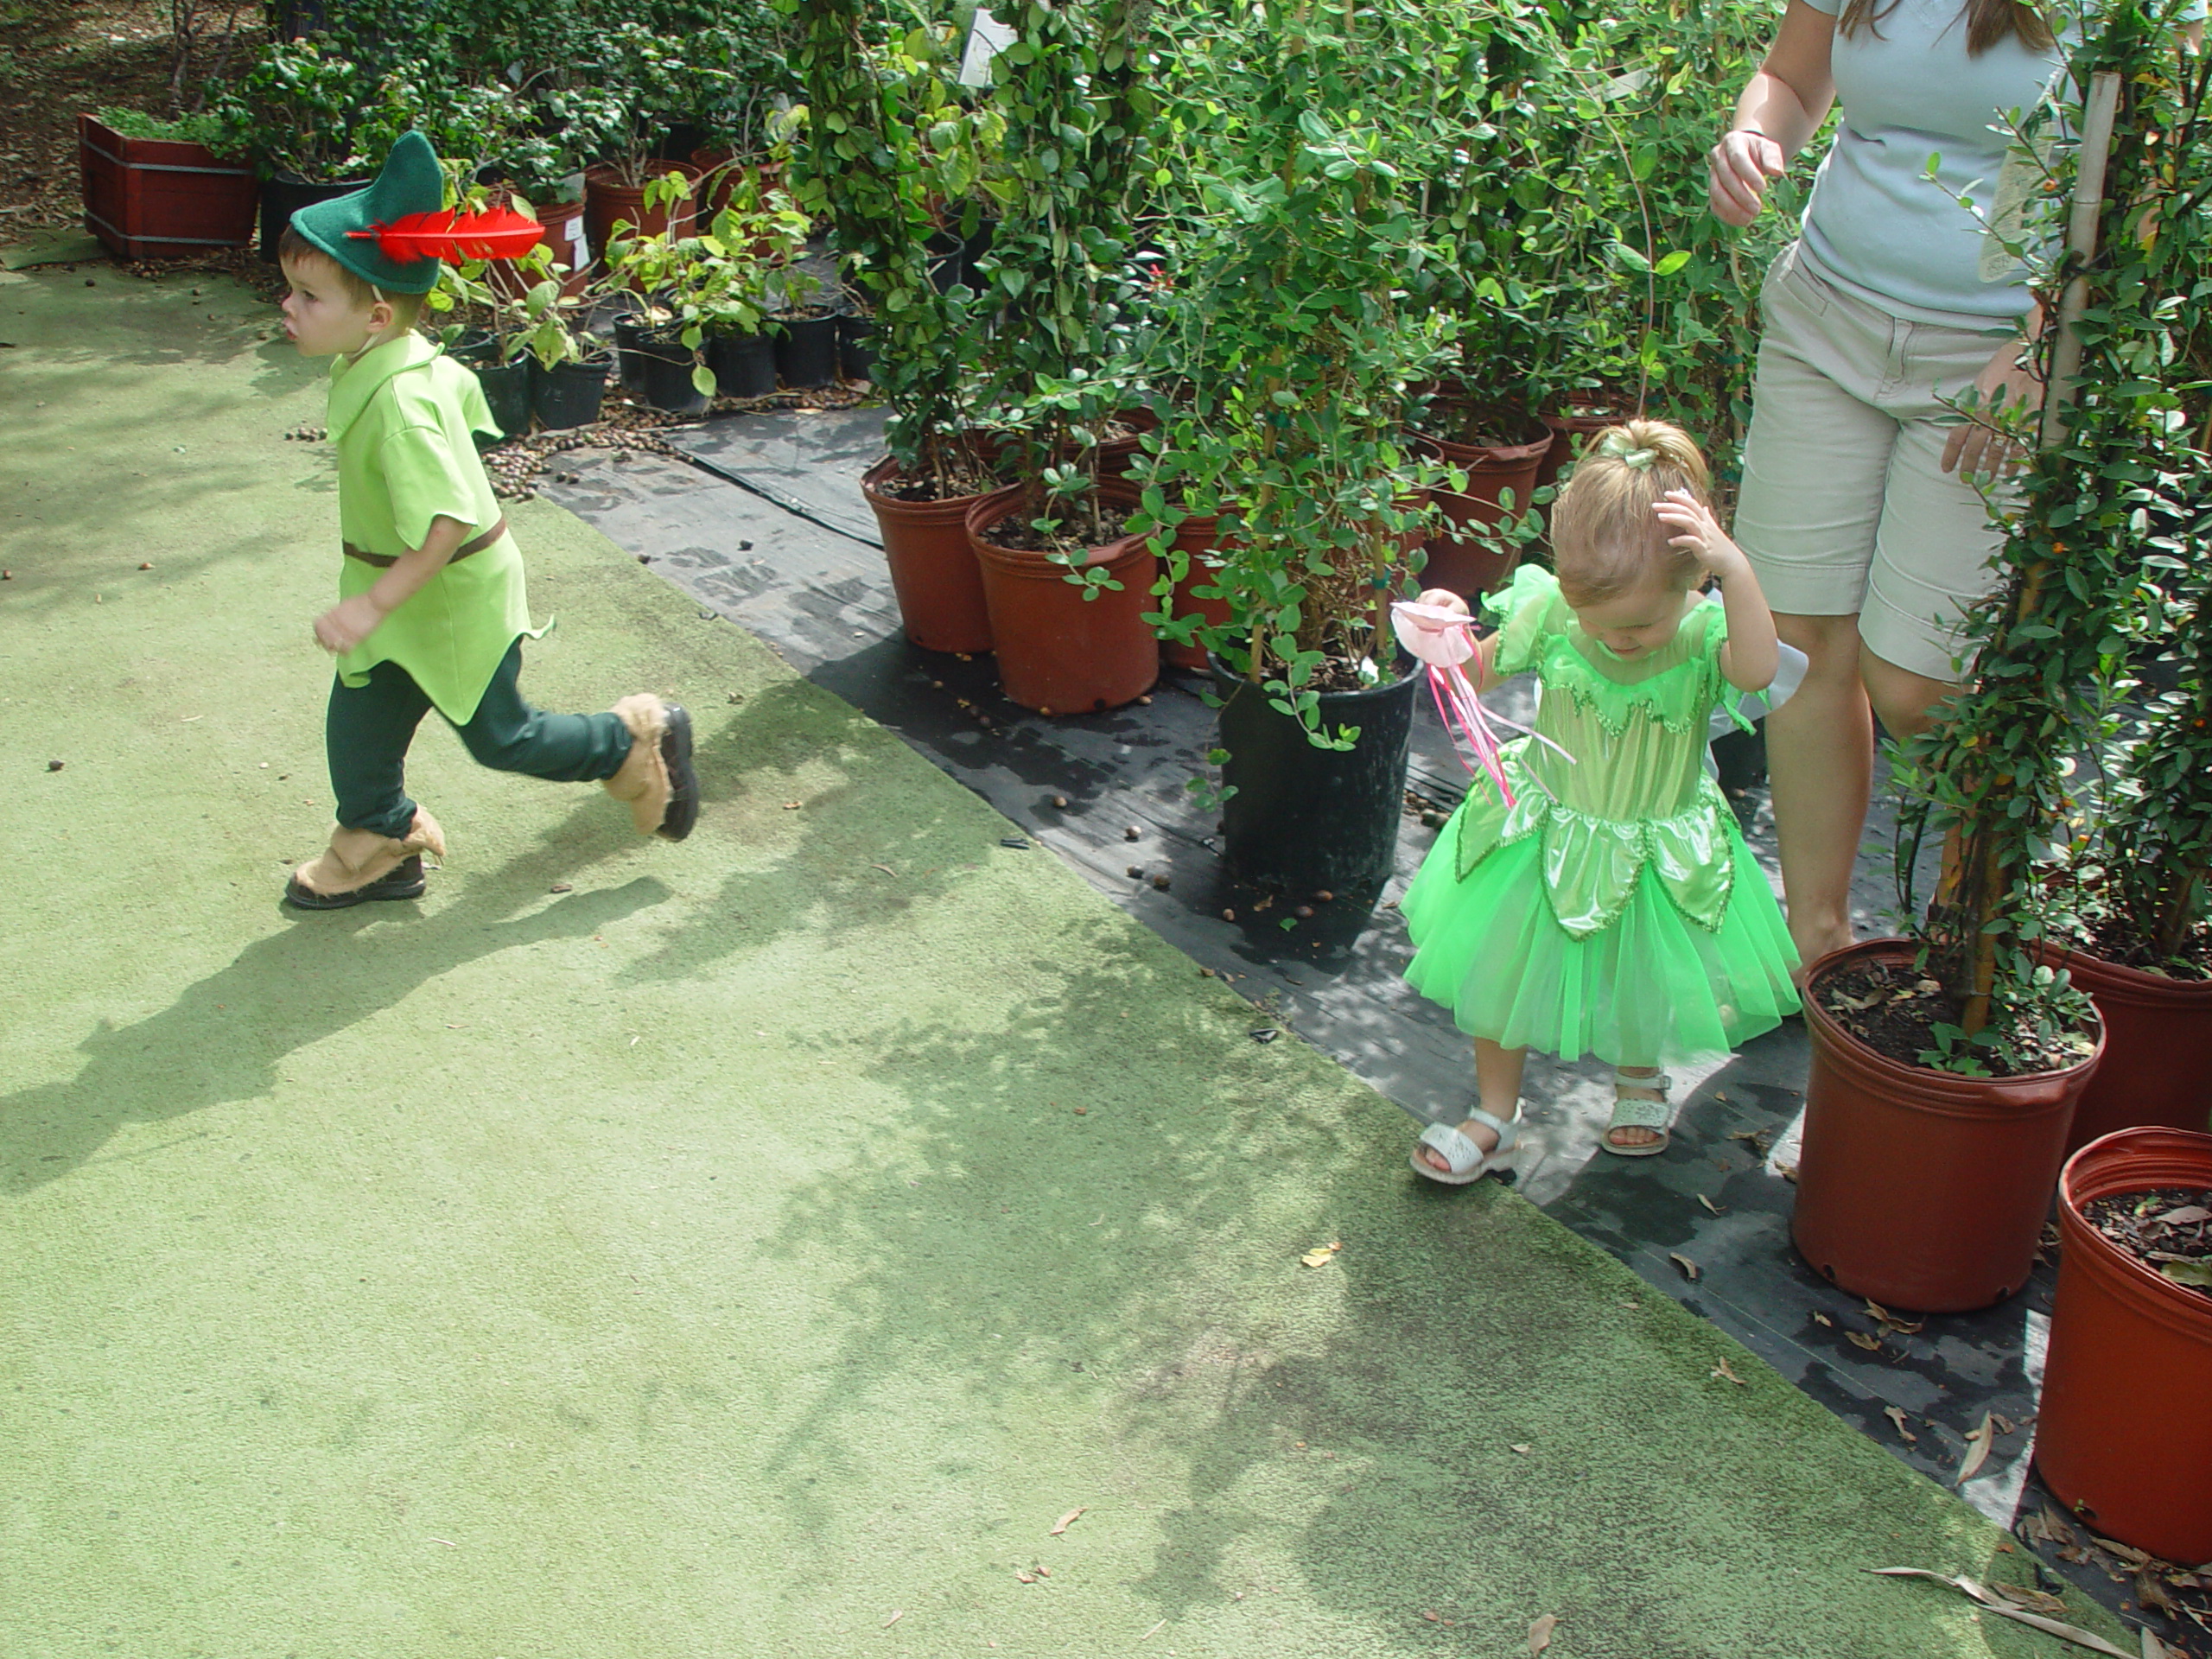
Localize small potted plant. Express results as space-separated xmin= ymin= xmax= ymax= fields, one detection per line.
xmin=688 ymin=181 xmax=812 ymax=398
xmin=599 ymin=173 xmax=716 ymax=416
xmin=77 ymin=106 xmax=257 ymax=261
xmin=207 ymin=38 xmax=375 ymax=261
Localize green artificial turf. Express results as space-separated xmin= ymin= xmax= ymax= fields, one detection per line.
xmin=0 ymin=265 xmax=2125 ymax=1658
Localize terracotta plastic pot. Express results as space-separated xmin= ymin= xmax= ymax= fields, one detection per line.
xmin=583 ymin=162 xmax=700 ymax=266
xmin=861 ymin=457 xmax=996 ymax=655
xmin=2035 ymin=1127 xmax=2212 ymax=1563
xmin=690 ymin=149 xmax=784 ymax=221
xmin=1096 ymin=408 xmax=1161 ymax=477
xmin=2039 ymin=941 xmax=2212 ymax=1155
xmin=1791 ymin=938 xmax=2102 ymax=1312
xmin=1535 ymin=404 xmax=1629 ymax=499
xmin=1158 ymin=512 xmax=1230 ymax=672
xmin=1211 ymin=654 xmax=1421 ymax=897
xmin=1414 ymin=418 xmax=1550 ymax=598
xmin=488 ymin=196 xmax=589 ymax=301
xmin=968 ymin=480 xmax=1159 ymax=715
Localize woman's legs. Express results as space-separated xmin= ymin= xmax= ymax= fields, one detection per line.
xmin=1415 ymin=1038 xmax=1526 ymax=1173
xmin=1766 ymin=613 xmax=1957 ymax=973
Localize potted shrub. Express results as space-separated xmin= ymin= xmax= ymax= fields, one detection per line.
xmin=960 ymin=0 xmax=1163 ymax=713
xmin=2033 ymin=1127 xmax=2212 ymax=1563
xmin=785 ymin=0 xmax=1006 ymax=653
xmin=556 ymin=24 xmax=722 ymax=259
xmin=77 ymin=107 xmax=257 ymax=261
xmin=1133 ymin=0 xmax=1458 ymax=897
xmin=207 ymin=39 xmax=375 ymax=261
xmin=1789 ymin=43 xmax=2165 ymax=1313
xmin=2029 ymin=15 xmax=2212 ymax=1157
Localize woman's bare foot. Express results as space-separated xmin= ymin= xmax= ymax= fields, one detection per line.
xmin=1788 ymin=919 xmax=1856 ymax=988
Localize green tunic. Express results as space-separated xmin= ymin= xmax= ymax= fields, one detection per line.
xmin=1400 ymin=564 xmax=1801 ymax=1067
xmin=327 ymin=334 xmax=537 ymax=724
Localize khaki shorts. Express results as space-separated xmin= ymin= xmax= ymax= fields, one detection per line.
xmin=1733 ymin=243 xmax=2020 ymax=682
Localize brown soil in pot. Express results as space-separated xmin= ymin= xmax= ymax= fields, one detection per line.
xmin=976 ymin=499 xmax=1136 ymax=556
xmin=2072 ymin=915 xmax=2212 ymax=980
xmin=2081 ymin=1187 xmax=2212 ymax=1303
xmin=1814 ymin=957 xmax=2094 ymax=1077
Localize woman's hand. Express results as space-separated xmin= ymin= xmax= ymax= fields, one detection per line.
xmin=1941 ymin=339 xmax=2042 ymax=479
xmin=313 ymin=594 xmax=385 ymax=655
xmin=1654 ymin=491 xmax=1753 ymax=584
xmin=1707 ymin=129 xmax=1787 ymax=226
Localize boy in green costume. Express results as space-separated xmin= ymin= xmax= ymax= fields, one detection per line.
xmin=276 ymin=133 xmax=698 ymax=909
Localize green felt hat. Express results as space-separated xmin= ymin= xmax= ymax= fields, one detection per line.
xmin=289 ymin=131 xmax=447 ymax=296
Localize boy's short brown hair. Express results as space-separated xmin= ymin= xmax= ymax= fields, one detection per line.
xmin=277 ymin=225 xmax=425 ymax=327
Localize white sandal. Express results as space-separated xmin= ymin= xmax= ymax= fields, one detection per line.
xmin=1602 ymin=1069 xmax=1675 ymax=1158
xmin=1411 ymin=1104 xmax=1522 ymax=1185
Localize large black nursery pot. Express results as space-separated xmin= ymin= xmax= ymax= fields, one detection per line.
xmin=1209 ymin=656 xmax=1421 ymax=898
xmin=837 ymin=313 xmax=877 ymax=382
xmin=258 ymin=169 xmax=369 ymax=263
xmin=706 ymin=327 xmax=776 ymax=399
xmin=632 ymin=327 xmax=709 ymax=416
xmin=774 ymin=309 xmax=839 ymax=390
xmin=469 ymin=356 xmax=532 ymax=439
xmin=531 ymin=354 xmax=609 ymax=430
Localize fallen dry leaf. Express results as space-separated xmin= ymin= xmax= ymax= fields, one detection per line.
xmin=883 ymin=1610 xmax=904 ymax=1628
xmin=1049 ymin=1507 xmax=1086 ymax=1536
xmin=1830 ymin=988 xmax=1885 ymax=1011
xmin=1812 ymin=1310 xmax=1834 ymax=1327
xmin=1421 ymin=1610 xmax=1441 ymax=1624
xmin=1869 ymin=1569 xmax=2133 ymax=1657
xmin=1669 ymin=1252 xmax=1700 ymax=1281
xmin=2023 ymin=1505 xmax=2078 ymax=1548
xmin=1987 ymin=1582 xmax=2069 ymax=1617
xmin=1529 ymin=1612 xmax=1559 ymax=1654
xmin=2090 ymin=1535 xmax=2154 ymax=1570
xmin=1510 ymin=1443 xmax=1533 ymax=1455
xmin=2141 ymin=1631 xmax=2173 ymax=1659
xmin=1014 ymin=1571 xmax=1035 ymax=1584
xmin=2156 ymin=1204 xmax=2210 ymax=1225
xmin=1883 ymin=1406 xmax=1918 ymax=1443
xmin=1711 ymin=1357 xmax=1747 ymax=1386
xmin=1845 ymin=1330 xmax=1883 ymax=1352
xmin=1698 ymin=1192 xmax=1726 ymax=1215
xmin=1957 ymin=1413 xmax=1996 ymax=1484
xmin=2135 ymin=1572 xmax=2182 ymax=1617
xmin=1300 ymin=1243 xmax=1340 ymax=1268
xmin=1990 ymin=1414 xmax=2017 ymax=1436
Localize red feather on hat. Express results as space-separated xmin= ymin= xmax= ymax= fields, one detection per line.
xmin=346 ymin=207 xmax=545 ymax=264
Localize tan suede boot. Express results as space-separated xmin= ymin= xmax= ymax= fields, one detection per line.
xmin=602 ymin=695 xmax=697 ymax=841
xmin=287 ymin=809 xmax=447 ymax=907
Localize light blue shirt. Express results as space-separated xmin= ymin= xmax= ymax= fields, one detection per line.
xmin=1796 ymin=0 xmax=2068 ymax=328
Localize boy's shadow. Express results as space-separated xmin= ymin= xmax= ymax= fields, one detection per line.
xmin=1 ymin=860 xmax=671 ymax=1194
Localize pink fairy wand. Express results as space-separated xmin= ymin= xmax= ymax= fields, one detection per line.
xmin=1390 ymin=600 xmax=1572 ymax=807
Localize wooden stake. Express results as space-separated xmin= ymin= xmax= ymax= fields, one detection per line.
xmin=2039 ymin=71 xmax=2124 ymax=448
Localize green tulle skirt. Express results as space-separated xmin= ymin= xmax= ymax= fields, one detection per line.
xmin=1401 ymin=809 xmax=1802 ymax=1068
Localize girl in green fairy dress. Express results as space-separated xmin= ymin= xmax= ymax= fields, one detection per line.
xmin=1403 ymin=419 xmax=1801 ymax=1183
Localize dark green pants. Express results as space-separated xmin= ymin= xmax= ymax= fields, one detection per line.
xmin=328 ymin=640 xmax=632 ymax=839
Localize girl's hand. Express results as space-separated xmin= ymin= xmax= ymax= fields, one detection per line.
xmin=1415 ymin=587 xmax=1471 ymax=618
xmin=1941 ymin=340 xmax=2042 ymax=479
xmin=313 ymin=595 xmax=385 ymax=655
xmin=1654 ymin=491 xmax=1753 ymax=585
xmin=1707 ymin=129 xmax=1787 ymax=226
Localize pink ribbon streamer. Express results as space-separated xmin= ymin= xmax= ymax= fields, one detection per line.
xmin=1391 ymin=601 xmax=1573 ymax=809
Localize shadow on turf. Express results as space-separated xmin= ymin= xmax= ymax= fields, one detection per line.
xmin=0 ymin=855 xmax=669 ymax=1193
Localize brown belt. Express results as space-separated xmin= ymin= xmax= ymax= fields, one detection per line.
xmin=343 ymin=517 xmax=508 ymax=569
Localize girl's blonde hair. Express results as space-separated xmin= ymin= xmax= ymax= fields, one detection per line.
xmin=1549 ymin=419 xmax=1712 ymax=607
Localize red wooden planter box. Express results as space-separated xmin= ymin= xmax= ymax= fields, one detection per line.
xmin=77 ymin=113 xmax=257 ymax=260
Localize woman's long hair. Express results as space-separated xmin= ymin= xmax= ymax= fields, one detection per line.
xmin=1838 ymin=0 xmax=2056 ymax=54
